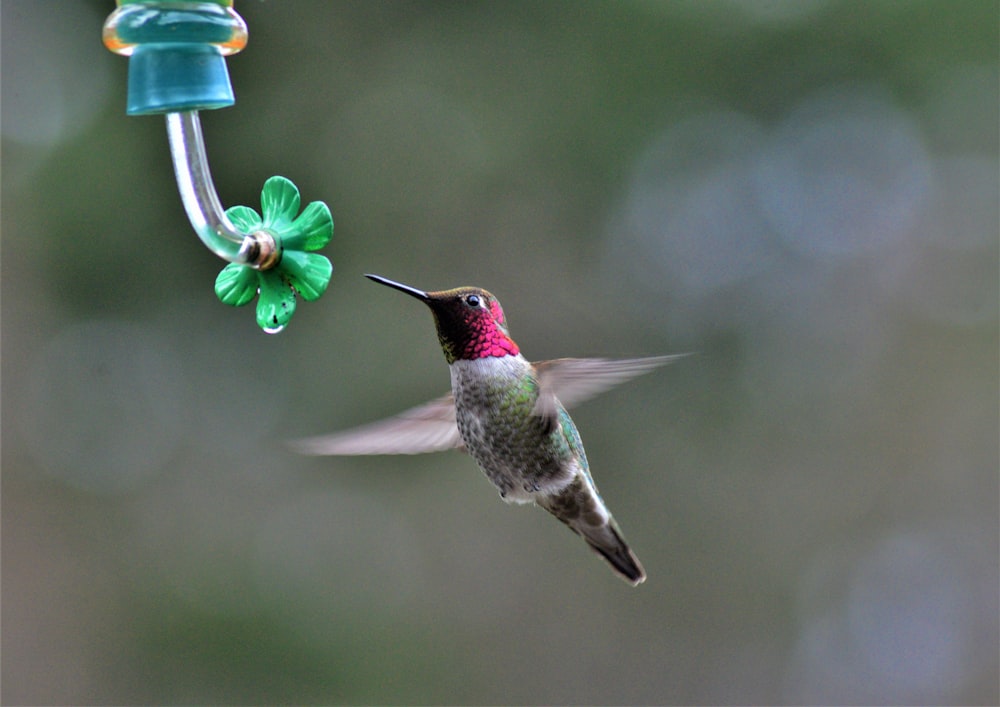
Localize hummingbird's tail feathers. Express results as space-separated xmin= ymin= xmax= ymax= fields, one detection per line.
xmin=578 ymin=520 xmax=647 ymax=586
xmin=537 ymin=476 xmax=646 ymax=586
xmin=288 ymin=393 xmax=464 ymax=456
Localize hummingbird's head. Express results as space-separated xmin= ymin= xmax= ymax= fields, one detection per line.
xmin=366 ymin=274 xmax=519 ymax=364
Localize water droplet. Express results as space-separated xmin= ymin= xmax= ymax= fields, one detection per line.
xmin=263 ymin=324 xmax=285 ymax=334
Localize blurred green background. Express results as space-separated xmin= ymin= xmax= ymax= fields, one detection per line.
xmin=3 ymin=1 xmax=997 ymax=704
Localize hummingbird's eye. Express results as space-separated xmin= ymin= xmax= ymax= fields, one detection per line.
xmin=465 ymin=294 xmax=481 ymax=307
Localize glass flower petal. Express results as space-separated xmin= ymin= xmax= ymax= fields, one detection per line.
xmin=283 ymin=201 xmax=333 ymax=251
xmin=260 ymin=176 xmax=300 ymax=230
xmin=225 ymin=205 xmax=262 ymax=233
xmin=255 ymin=271 xmax=297 ymax=331
xmin=280 ymin=250 xmax=333 ymax=301
xmin=214 ymin=262 xmax=259 ymax=306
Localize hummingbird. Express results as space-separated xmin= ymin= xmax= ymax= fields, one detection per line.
xmin=291 ymin=274 xmax=685 ymax=585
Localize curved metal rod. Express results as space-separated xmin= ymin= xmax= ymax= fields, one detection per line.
xmin=166 ymin=111 xmax=277 ymax=268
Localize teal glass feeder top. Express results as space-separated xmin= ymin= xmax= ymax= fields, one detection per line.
xmin=104 ymin=2 xmax=335 ymax=332
xmin=103 ymin=0 xmax=248 ymax=115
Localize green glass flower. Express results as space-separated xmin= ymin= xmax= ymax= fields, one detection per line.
xmin=214 ymin=176 xmax=333 ymax=332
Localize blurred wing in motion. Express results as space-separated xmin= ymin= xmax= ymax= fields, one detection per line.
xmin=291 ymin=355 xmax=688 ymax=456
xmin=533 ymin=354 xmax=690 ymax=422
xmin=290 ymin=393 xmax=463 ymax=456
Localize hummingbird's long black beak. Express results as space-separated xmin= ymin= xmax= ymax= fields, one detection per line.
xmin=365 ymin=274 xmax=429 ymax=301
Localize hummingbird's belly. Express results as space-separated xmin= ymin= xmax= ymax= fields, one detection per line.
xmin=458 ymin=410 xmax=572 ymax=502
xmin=451 ymin=360 xmax=574 ymax=503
